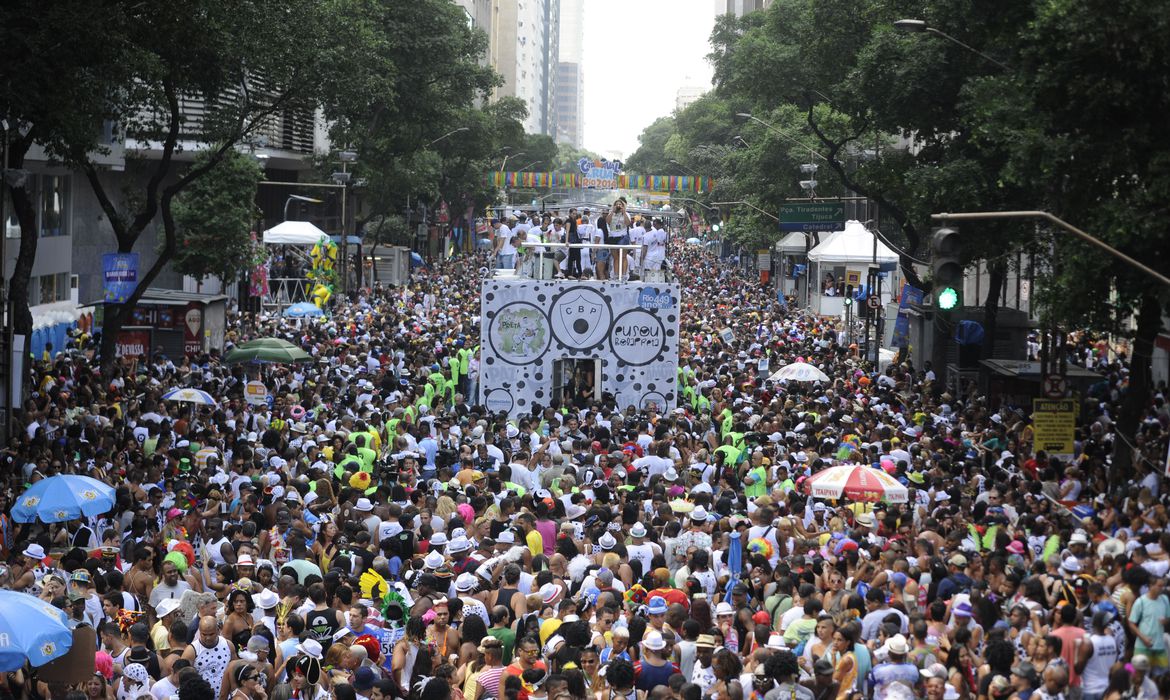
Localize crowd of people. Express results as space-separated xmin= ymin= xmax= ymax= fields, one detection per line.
xmin=3 ymin=229 xmax=1169 ymax=700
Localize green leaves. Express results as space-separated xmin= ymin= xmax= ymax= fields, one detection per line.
xmin=170 ymin=149 xmax=263 ymax=284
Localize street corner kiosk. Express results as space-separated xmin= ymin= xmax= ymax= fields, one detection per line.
xmin=479 ymin=278 xmax=682 ymax=416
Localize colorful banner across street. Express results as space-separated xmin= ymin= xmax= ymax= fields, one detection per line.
xmin=486 ymin=171 xmax=715 ymax=192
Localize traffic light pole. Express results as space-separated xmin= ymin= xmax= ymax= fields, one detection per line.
xmin=932 ymin=211 xmax=1170 ymax=287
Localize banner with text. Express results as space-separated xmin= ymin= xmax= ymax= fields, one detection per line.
xmin=103 ymin=253 xmax=139 ymax=303
xmin=485 ymin=171 xmax=716 ymax=193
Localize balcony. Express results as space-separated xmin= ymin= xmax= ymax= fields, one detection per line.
xmin=125 ymin=81 xmax=319 ymax=164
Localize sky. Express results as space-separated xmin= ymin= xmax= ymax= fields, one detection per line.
xmin=581 ymin=0 xmax=717 ymax=160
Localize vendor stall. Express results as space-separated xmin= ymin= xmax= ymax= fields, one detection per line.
xmin=807 ymin=220 xmax=899 ymax=318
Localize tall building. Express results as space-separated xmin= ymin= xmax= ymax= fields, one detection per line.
xmin=556 ymin=0 xmax=584 ymax=147
xmin=557 ymin=63 xmax=583 ymax=147
xmin=675 ymin=85 xmax=707 ymax=112
xmin=453 ymin=0 xmax=492 ymax=33
xmin=489 ymin=0 xmax=559 ymax=137
xmin=720 ymin=0 xmax=773 ymax=16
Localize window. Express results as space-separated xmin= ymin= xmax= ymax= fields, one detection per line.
xmin=36 ymin=272 xmax=69 ymax=305
xmin=39 ymin=175 xmax=68 ymax=237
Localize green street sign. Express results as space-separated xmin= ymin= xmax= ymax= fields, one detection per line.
xmin=780 ymin=202 xmax=846 ymax=232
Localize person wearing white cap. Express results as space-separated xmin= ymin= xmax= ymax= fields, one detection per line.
xmin=352 ymin=497 xmax=382 ymax=542
xmin=454 ymin=572 xmax=489 ymax=627
xmin=869 ymin=634 xmax=919 ymax=699
xmin=151 ymin=598 xmax=182 ymax=650
xmin=676 ymin=506 xmax=713 ymax=558
xmin=627 ymin=522 xmax=660 ymax=577
xmin=637 ymin=629 xmax=676 ymax=689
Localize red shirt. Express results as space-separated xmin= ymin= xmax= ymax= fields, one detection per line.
xmin=1051 ymin=624 xmax=1086 ymax=687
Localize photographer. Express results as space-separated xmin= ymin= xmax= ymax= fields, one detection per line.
xmin=605 ymin=198 xmax=632 ymax=280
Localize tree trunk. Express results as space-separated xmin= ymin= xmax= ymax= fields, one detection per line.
xmin=1111 ymin=291 xmax=1161 ymax=479
xmin=981 ymin=261 xmax=1006 ymax=360
xmin=5 ymin=132 xmax=39 ymax=337
xmin=6 ymin=184 xmax=38 ymax=336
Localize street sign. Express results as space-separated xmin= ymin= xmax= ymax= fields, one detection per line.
xmin=867 ymin=295 xmax=881 ymax=310
xmin=779 ymin=202 xmax=846 ymax=232
xmin=1043 ymin=373 xmax=1067 ymax=398
xmin=1032 ymin=398 xmax=1076 ymax=458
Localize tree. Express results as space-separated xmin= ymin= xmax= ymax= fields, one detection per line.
xmin=320 ymin=0 xmax=502 ymax=232
xmin=625 ymin=117 xmax=679 ymax=176
xmin=170 ymin=149 xmax=263 ymax=284
xmin=998 ymin=0 xmax=1170 ymax=475
xmin=0 ymin=1 xmax=142 ymax=336
xmin=70 ymin=0 xmax=337 ymax=373
xmin=552 ymin=144 xmax=603 ymax=173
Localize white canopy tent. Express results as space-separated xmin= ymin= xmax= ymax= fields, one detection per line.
xmin=262 ymin=221 xmax=329 ymax=246
xmin=806 ymin=220 xmax=900 ymax=317
xmin=774 ymin=231 xmax=808 ymax=254
xmin=807 ymin=220 xmax=899 ymax=265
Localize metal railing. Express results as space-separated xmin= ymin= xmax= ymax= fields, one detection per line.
xmin=492 ymin=243 xmax=672 ymax=282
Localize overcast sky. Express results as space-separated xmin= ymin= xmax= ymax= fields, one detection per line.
xmin=581 ymin=0 xmax=717 ymax=160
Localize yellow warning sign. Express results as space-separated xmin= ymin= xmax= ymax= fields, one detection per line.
xmin=1032 ymin=398 xmax=1077 ymax=458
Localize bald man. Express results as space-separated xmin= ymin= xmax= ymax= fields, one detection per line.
xmin=181 ymin=616 xmax=234 ymax=698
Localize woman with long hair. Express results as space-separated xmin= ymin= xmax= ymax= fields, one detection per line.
xmin=311 ymin=517 xmax=341 ymax=573
xmin=392 ymin=616 xmax=431 ymax=698
xmin=222 ymin=588 xmax=256 ymax=643
xmin=831 ymin=623 xmax=859 ymax=700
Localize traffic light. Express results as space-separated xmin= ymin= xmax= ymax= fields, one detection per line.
xmin=844 ymin=284 xmax=854 ymax=306
xmin=710 ymin=213 xmax=722 ymax=233
xmin=932 ymin=226 xmax=963 ymax=310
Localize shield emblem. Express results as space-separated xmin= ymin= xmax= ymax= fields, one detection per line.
xmin=559 ymin=292 xmax=603 ymax=346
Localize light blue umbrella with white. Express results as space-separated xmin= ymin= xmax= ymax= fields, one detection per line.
xmin=12 ymin=475 xmax=116 ymax=523
xmin=160 ymin=387 xmax=217 ymax=405
xmin=685 ymin=237 xmax=702 ymax=245
xmin=0 ymin=590 xmax=74 ymax=670
xmin=283 ymin=302 xmax=325 ymax=318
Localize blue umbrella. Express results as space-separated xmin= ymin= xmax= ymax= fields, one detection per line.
xmin=0 ymin=590 xmax=74 ymax=671
xmin=283 ymin=302 xmax=325 ymax=318
xmin=160 ymin=387 xmax=216 ymax=405
xmin=410 ymin=252 xmax=426 ymax=268
xmin=12 ymin=474 xmax=116 ymax=523
xmin=724 ymin=531 xmax=743 ymax=605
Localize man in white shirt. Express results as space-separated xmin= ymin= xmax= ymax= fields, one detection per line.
xmin=492 ymin=219 xmax=515 ymax=270
xmin=642 ymin=219 xmax=669 ymax=274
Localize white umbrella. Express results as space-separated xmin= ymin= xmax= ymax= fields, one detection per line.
xmin=767 ymin=362 xmax=830 ymax=383
xmin=160 ymin=387 xmax=217 ymax=405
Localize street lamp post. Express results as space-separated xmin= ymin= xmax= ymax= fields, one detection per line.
xmin=498 ymin=151 xmax=527 ymax=172
xmin=893 ymin=19 xmax=1010 ymax=70
xmin=670 ymin=159 xmax=698 ymax=176
xmin=712 ymin=200 xmax=780 ymax=221
xmin=427 ymin=127 xmax=470 ymax=148
xmin=283 ymin=194 xmax=324 ymax=222
xmin=736 ymin=113 xmax=828 ymax=161
xmin=333 ymin=150 xmax=358 ymax=294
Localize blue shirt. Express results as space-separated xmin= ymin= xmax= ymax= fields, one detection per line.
xmin=418 ymin=437 xmax=438 ymax=468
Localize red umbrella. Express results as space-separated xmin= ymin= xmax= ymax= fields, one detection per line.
xmin=803 ymin=464 xmax=909 ymax=503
